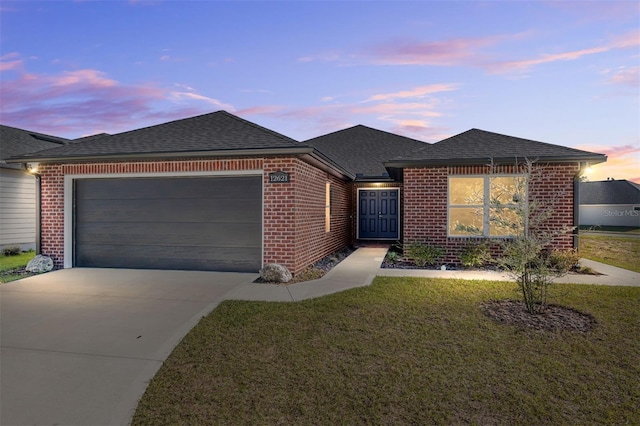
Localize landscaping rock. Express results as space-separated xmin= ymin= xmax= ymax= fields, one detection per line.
xmin=25 ymin=255 xmax=54 ymax=273
xmin=259 ymin=263 xmax=292 ymax=283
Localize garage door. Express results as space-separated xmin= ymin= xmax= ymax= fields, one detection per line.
xmin=74 ymin=175 xmax=262 ymax=272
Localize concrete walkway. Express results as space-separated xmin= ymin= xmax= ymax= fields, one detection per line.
xmin=225 ymin=246 xmax=388 ymax=301
xmin=376 ymin=256 xmax=639 ymax=287
xmin=226 ymin=246 xmax=638 ymax=305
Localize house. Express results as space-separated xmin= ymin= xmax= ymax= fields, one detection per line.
xmin=5 ymin=111 xmax=606 ymax=274
xmin=0 ymin=125 xmax=69 ymax=252
xmin=579 ymin=179 xmax=640 ymax=227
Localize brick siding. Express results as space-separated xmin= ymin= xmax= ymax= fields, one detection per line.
xmin=403 ymin=163 xmax=580 ymax=265
xmin=264 ymin=158 xmax=351 ymax=274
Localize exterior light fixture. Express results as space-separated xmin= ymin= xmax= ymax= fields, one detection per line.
xmin=26 ymin=162 xmax=40 ymax=174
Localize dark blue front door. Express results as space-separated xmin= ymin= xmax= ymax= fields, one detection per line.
xmin=359 ymin=189 xmax=399 ymax=239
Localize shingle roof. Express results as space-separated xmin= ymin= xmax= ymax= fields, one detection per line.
xmin=7 ymin=111 xmax=300 ymax=162
xmin=580 ymin=180 xmax=640 ymax=205
xmin=304 ymin=125 xmax=429 ymax=178
xmin=0 ymin=125 xmax=69 ymax=169
xmin=388 ymin=128 xmax=607 ymax=166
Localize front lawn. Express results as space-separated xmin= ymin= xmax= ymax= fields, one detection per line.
xmin=579 ymin=234 xmax=640 ymax=273
xmin=133 ymin=278 xmax=640 ymax=425
xmin=0 ymin=251 xmax=36 ymax=283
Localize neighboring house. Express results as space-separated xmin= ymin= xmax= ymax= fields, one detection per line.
xmin=6 ymin=111 xmax=606 ymax=274
xmin=0 ymin=125 xmax=69 ymax=252
xmin=579 ymin=180 xmax=640 ymax=227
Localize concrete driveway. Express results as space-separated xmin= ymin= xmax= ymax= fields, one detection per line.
xmin=0 ymin=268 xmax=256 ymax=426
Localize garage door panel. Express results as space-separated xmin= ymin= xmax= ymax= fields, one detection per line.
xmin=78 ymin=176 xmax=262 ymax=200
xmin=77 ymin=198 xmax=260 ymax=223
xmin=75 ymin=222 xmax=262 ymax=247
xmin=74 ymin=176 xmax=262 ymax=272
xmin=76 ymin=246 xmax=261 ymax=272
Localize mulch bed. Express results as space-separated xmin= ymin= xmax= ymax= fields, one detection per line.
xmin=480 ymin=299 xmax=597 ymax=333
xmin=255 ymin=246 xmax=356 ymax=284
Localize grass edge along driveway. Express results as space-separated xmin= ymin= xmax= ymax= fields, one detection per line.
xmin=133 ymin=277 xmax=640 ymax=426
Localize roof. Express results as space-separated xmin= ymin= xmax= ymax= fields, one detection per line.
xmin=580 ymin=180 xmax=640 ymax=205
xmin=0 ymin=125 xmax=69 ymax=170
xmin=304 ymin=125 xmax=429 ymax=178
xmin=386 ymin=128 xmax=607 ymax=167
xmin=6 ymin=111 xmax=302 ymax=162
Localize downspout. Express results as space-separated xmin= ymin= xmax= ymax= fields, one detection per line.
xmin=24 ymin=163 xmax=42 ymax=254
xmin=574 ymin=162 xmax=589 ymax=250
xmin=35 ymin=173 xmax=42 ymax=255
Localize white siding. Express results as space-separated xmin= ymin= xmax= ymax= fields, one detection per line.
xmin=0 ymin=168 xmax=36 ymax=251
xmin=579 ymin=204 xmax=640 ymax=227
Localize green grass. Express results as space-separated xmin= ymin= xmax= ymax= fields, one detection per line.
xmin=133 ymin=278 xmax=640 ymax=425
xmin=578 ymin=225 xmax=640 ymax=234
xmin=0 ymin=251 xmax=36 ymax=283
xmin=579 ymin=234 xmax=640 ymax=273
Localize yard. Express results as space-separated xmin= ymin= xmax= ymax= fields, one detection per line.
xmin=133 ymin=277 xmax=640 ymax=425
xmin=579 ymin=233 xmax=640 ymax=273
xmin=0 ymin=251 xmax=36 ymax=283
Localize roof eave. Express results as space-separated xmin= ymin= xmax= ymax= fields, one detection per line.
xmin=5 ymin=146 xmax=318 ymax=164
xmin=384 ymin=154 xmax=607 ymax=168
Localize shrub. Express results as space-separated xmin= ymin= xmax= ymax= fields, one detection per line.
xmin=385 ymin=250 xmax=401 ymax=264
xmin=404 ymin=241 xmax=444 ymax=267
xmin=545 ymin=248 xmax=580 ymax=273
xmin=3 ymin=245 xmax=21 ymax=256
xmin=459 ymin=241 xmax=493 ymax=268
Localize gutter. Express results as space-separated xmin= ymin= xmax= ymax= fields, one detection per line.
xmin=384 ymin=155 xmax=607 ymax=169
xmin=5 ymin=146 xmax=318 ymax=164
xmin=7 ymin=145 xmax=356 ymax=181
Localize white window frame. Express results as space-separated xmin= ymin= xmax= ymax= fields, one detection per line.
xmin=447 ymin=174 xmax=526 ymax=238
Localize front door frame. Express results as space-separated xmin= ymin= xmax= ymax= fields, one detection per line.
xmin=356 ymin=187 xmax=400 ymax=240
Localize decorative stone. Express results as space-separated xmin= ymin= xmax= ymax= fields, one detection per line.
xmin=25 ymin=255 xmax=54 ymax=273
xmin=259 ymin=263 xmax=292 ymax=283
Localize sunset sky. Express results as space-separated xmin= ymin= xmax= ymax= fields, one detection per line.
xmin=1 ymin=1 xmax=638 ymax=182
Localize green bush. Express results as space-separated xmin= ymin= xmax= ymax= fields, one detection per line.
xmin=545 ymin=248 xmax=580 ymax=273
xmin=3 ymin=245 xmax=21 ymax=256
xmin=385 ymin=250 xmax=401 ymax=264
xmin=404 ymin=241 xmax=445 ymax=267
xmin=459 ymin=241 xmax=493 ymax=268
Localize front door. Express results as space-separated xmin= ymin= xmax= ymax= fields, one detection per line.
xmin=358 ymin=189 xmax=399 ymax=239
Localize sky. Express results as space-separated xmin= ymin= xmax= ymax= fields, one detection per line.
xmin=1 ymin=1 xmax=638 ymax=182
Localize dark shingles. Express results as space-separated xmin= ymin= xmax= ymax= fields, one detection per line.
xmin=304 ymin=125 xmax=429 ymax=177
xmin=391 ymin=128 xmax=607 ymax=164
xmin=0 ymin=125 xmax=69 ymax=168
xmin=580 ymin=180 xmax=640 ymax=205
xmin=7 ymin=111 xmax=300 ymax=161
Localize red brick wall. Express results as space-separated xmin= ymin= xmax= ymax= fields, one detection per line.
xmin=38 ymin=157 xmax=351 ymax=275
xmin=264 ymin=158 xmax=351 ymax=274
xmin=39 ymin=164 xmax=65 ymax=267
xmin=403 ymin=163 xmax=580 ymax=265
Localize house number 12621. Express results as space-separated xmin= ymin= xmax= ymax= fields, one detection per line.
xmin=269 ymin=172 xmax=290 ymax=183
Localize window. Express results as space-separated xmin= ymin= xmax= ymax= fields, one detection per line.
xmin=448 ymin=175 xmax=526 ymax=237
xmin=325 ymin=182 xmax=331 ymax=232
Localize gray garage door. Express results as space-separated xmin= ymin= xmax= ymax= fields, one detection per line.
xmin=74 ymin=176 xmax=262 ymax=272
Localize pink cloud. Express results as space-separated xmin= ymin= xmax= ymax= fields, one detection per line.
xmin=364 ymin=83 xmax=459 ymax=102
xmin=608 ymin=66 xmax=640 ymax=88
xmin=367 ymin=36 xmax=500 ymax=66
xmin=489 ymin=30 xmax=640 ymax=74
xmin=0 ymin=67 xmax=230 ymax=138
xmin=0 ymin=52 xmax=23 ymax=71
xmin=575 ymin=142 xmax=640 ymax=183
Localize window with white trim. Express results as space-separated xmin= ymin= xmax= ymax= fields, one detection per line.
xmin=448 ymin=175 xmax=526 ymax=237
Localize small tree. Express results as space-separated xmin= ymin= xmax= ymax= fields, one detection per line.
xmin=490 ymin=159 xmax=575 ymax=314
